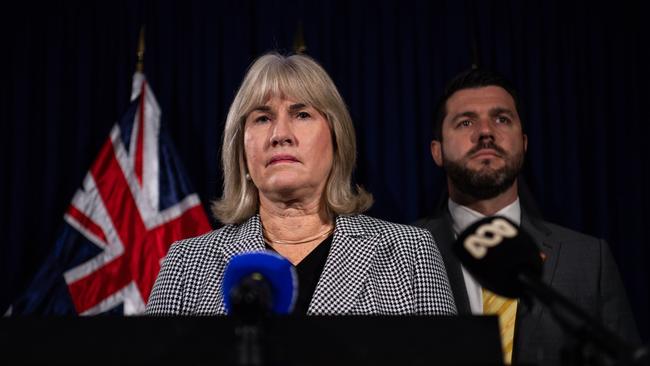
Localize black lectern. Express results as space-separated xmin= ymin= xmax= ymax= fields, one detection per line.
xmin=0 ymin=315 xmax=502 ymax=365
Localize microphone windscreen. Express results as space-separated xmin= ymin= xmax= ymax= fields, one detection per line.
xmin=453 ymin=216 xmax=543 ymax=298
xmin=222 ymin=251 xmax=297 ymax=315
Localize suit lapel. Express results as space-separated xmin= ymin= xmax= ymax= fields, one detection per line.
xmin=218 ymin=215 xmax=267 ymax=259
xmin=514 ymin=214 xmax=561 ymax=358
xmin=308 ymin=215 xmax=378 ymax=314
xmin=427 ymin=213 xmax=472 ymax=314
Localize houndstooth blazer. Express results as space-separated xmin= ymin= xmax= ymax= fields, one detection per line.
xmin=145 ymin=214 xmax=457 ymax=315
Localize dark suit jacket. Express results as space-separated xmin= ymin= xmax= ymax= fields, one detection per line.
xmin=415 ymin=209 xmax=640 ymax=365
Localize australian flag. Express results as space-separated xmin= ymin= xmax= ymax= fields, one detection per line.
xmin=9 ymin=72 xmax=212 ymax=315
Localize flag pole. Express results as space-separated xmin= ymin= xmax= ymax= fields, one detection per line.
xmin=136 ymin=26 xmax=146 ymax=72
xmin=292 ymin=21 xmax=306 ymax=54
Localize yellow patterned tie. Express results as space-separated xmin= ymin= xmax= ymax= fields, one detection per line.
xmin=483 ymin=288 xmax=517 ymax=365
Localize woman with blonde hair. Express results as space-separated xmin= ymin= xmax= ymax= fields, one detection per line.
xmin=146 ymin=52 xmax=456 ymax=315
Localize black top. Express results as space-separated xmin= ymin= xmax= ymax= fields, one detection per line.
xmin=265 ymin=234 xmax=333 ymax=314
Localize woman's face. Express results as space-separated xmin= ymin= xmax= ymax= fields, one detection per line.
xmin=243 ymin=95 xmax=334 ymax=202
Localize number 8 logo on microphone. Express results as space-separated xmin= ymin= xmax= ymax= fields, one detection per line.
xmin=464 ymin=218 xmax=518 ymax=259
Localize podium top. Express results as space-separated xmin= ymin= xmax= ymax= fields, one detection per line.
xmin=0 ymin=315 xmax=503 ymax=365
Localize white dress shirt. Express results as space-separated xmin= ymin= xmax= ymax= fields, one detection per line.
xmin=448 ymin=198 xmax=521 ymax=314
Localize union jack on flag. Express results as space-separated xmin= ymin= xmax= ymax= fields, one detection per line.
xmin=10 ymin=72 xmax=212 ymax=315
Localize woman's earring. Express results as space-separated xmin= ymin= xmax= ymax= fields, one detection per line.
xmin=245 ymin=173 xmax=251 ymax=181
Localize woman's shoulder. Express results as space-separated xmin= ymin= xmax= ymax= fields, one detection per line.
xmin=337 ymin=214 xmax=432 ymax=241
xmin=166 ymin=221 xmax=251 ymax=257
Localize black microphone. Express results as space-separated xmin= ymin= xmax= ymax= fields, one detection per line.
xmin=228 ymin=272 xmax=274 ymax=320
xmin=453 ymin=216 xmax=648 ymax=365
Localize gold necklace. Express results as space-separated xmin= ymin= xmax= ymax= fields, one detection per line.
xmin=263 ymin=225 xmax=334 ymax=245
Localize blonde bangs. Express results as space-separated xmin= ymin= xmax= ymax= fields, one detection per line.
xmin=237 ymin=56 xmax=333 ymax=123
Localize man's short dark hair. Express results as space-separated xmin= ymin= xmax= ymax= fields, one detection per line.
xmin=433 ymin=68 xmax=523 ymax=141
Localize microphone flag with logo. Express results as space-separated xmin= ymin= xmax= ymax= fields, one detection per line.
xmin=452 ymin=216 xmax=543 ymax=299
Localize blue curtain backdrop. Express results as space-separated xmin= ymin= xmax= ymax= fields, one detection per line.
xmin=2 ymin=0 xmax=648 ymax=340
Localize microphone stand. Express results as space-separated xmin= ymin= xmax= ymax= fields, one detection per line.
xmin=230 ymin=273 xmax=273 ymax=366
xmin=517 ymin=274 xmax=648 ymax=366
xmin=234 ymin=321 xmax=264 ymax=366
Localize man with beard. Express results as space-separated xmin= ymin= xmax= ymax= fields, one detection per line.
xmin=415 ymin=69 xmax=640 ymax=365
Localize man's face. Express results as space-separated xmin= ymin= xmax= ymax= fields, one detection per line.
xmin=431 ymin=86 xmax=527 ymax=199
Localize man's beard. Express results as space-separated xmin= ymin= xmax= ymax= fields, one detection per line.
xmin=442 ymin=141 xmax=524 ymax=200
